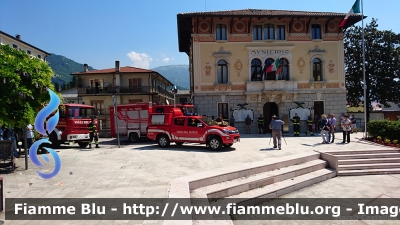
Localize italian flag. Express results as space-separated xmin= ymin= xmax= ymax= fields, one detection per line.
xmin=266 ymin=58 xmax=280 ymax=73
xmin=339 ymin=0 xmax=361 ymax=27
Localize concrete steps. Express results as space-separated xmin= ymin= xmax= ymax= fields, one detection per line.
xmin=338 ymin=158 xmax=400 ymax=165
xmin=212 ymin=168 xmax=335 ymax=207
xmin=320 ymin=149 xmax=400 ymax=176
xmin=338 ymin=168 xmax=400 ymax=176
xmin=189 ymin=153 xmax=335 ymax=208
xmin=336 ymin=153 xmax=400 ymax=160
xmin=191 ymin=159 xmax=328 ymax=199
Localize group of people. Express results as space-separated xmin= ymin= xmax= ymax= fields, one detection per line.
xmin=0 ymin=124 xmax=35 ymax=157
xmin=310 ymin=113 xmax=358 ymax=144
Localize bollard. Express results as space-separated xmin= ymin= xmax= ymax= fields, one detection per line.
xmin=0 ymin=177 xmax=3 ymax=212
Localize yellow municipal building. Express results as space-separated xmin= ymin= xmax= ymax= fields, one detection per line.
xmin=177 ymin=9 xmax=363 ymax=133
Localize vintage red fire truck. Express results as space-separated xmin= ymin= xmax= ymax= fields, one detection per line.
xmin=109 ymin=102 xmax=196 ymax=142
xmin=47 ymin=104 xmax=97 ymax=148
xmin=146 ymin=108 xmax=240 ymax=150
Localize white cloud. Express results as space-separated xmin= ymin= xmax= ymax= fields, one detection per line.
xmin=162 ymin=57 xmax=175 ymax=63
xmin=127 ymin=51 xmax=153 ymax=69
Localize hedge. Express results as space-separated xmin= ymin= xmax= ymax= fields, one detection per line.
xmin=367 ymin=120 xmax=400 ymax=140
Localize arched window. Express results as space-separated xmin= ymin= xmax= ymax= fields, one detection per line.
xmin=264 ymin=58 xmax=275 ymax=80
xmin=313 ymin=58 xmax=322 ymax=81
xmin=251 ymin=59 xmax=262 ymax=81
xmin=277 ymin=58 xmax=290 ymax=81
xmin=216 ymin=24 xmax=227 ymax=40
xmin=217 ymin=60 xmax=228 ymax=83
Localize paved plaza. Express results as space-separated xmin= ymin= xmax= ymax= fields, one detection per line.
xmin=0 ymin=132 xmax=399 ymax=224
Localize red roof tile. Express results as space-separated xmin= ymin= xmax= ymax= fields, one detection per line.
xmin=71 ymin=66 xmax=157 ymax=75
xmin=178 ymin=8 xmax=356 ymax=17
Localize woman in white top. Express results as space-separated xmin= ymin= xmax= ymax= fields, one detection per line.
xmin=341 ymin=115 xmax=352 ymax=143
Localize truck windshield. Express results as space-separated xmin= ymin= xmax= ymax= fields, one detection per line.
xmin=200 ymin=117 xmax=218 ymax=126
xmin=66 ymin=107 xmax=95 ymax=118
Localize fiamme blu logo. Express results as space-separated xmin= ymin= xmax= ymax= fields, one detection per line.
xmin=29 ymin=89 xmax=61 ymax=179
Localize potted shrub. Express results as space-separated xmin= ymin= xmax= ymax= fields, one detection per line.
xmin=384 ymin=138 xmax=391 ymax=146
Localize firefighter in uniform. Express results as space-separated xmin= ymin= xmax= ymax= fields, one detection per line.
xmin=88 ymin=118 xmax=99 ymax=149
xmin=257 ymin=114 xmax=264 ymax=134
xmin=291 ymin=113 xmax=301 ymax=137
xmin=306 ymin=115 xmax=314 ymax=136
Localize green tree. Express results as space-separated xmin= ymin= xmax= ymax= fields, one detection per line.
xmin=54 ymin=82 xmax=60 ymax=91
xmin=0 ymin=44 xmax=55 ymax=127
xmin=344 ymin=19 xmax=400 ymax=117
xmin=69 ymin=75 xmax=77 ymax=88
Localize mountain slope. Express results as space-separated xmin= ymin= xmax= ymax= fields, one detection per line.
xmin=47 ymin=53 xmax=95 ymax=84
xmin=151 ymin=65 xmax=189 ymax=89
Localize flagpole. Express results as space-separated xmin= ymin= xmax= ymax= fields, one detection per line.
xmin=361 ymin=0 xmax=367 ymax=139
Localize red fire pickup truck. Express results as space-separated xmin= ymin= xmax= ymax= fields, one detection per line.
xmin=146 ymin=108 xmax=240 ymax=150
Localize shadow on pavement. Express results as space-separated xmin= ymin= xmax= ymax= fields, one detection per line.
xmin=129 ymin=144 xmax=236 ymax=153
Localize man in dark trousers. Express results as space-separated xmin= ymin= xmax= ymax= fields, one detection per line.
xmin=87 ymin=118 xmax=99 ymax=149
xmin=291 ymin=113 xmax=301 ymax=137
xmin=257 ymin=114 xmax=264 ymax=134
xmin=306 ymin=115 xmax=314 ymax=136
xmin=269 ymin=115 xmax=285 ymax=150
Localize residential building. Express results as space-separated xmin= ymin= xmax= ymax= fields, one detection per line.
xmin=0 ymin=30 xmax=50 ymax=61
xmin=60 ymin=87 xmax=81 ymax=104
xmin=71 ymin=62 xmax=174 ymax=130
xmin=177 ymin=9 xmax=363 ymax=133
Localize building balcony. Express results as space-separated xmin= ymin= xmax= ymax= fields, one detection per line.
xmin=245 ymin=80 xmax=298 ymax=93
xmin=78 ymin=86 xmax=174 ymax=98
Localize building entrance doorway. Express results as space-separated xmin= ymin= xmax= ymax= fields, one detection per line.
xmin=313 ymin=101 xmax=324 ymax=120
xmin=263 ymin=102 xmax=279 ymax=133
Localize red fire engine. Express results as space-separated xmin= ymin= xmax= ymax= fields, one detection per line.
xmin=47 ymin=104 xmax=97 ymax=148
xmin=109 ymin=102 xmax=196 ymax=142
xmin=147 ymin=108 xmax=240 ymax=150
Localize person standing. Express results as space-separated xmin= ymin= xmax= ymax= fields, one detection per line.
xmin=269 ymin=115 xmax=285 ymax=150
xmin=229 ymin=116 xmax=235 ymax=127
xmin=257 ymin=114 xmax=264 ymax=134
xmin=291 ymin=113 xmax=301 ymax=137
xmin=306 ymin=115 xmax=314 ymax=136
xmin=245 ymin=115 xmax=252 ymax=134
xmin=2 ymin=125 xmax=19 ymax=157
xmin=351 ymin=114 xmax=358 ymax=134
xmin=87 ymin=118 xmax=100 ymax=149
xmin=320 ymin=114 xmax=331 ymax=144
xmin=341 ymin=115 xmax=352 ymax=144
xmin=313 ymin=115 xmax=320 ymax=133
xmin=328 ymin=114 xmax=337 ymax=143
xmin=215 ymin=114 xmax=223 ymax=122
xmin=26 ymin=124 xmax=35 ymax=149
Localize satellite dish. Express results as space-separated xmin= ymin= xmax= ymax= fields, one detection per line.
xmin=166 ymin=100 xmax=170 ymax=105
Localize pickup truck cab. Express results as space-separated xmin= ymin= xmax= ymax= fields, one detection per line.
xmin=147 ymin=109 xmax=240 ymax=150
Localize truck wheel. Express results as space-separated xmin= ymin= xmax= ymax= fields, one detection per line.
xmin=157 ymin=135 xmax=170 ymax=148
xmin=129 ymin=132 xmax=139 ymax=143
xmin=49 ymin=132 xmax=60 ymax=149
xmin=78 ymin=142 xmax=89 ymax=148
xmin=208 ymin=137 xmax=222 ymax=150
xmin=175 ymin=142 xmax=184 ymax=146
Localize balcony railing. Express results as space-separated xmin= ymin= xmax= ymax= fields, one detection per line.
xmin=78 ymin=86 xmax=173 ymax=98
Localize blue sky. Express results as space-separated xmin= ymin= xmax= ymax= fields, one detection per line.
xmin=1 ymin=0 xmax=399 ymax=70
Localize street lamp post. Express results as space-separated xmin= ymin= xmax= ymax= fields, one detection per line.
xmin=171 ymin=86 xmax=179 ymax=108
xmin=112 ymin=95 xmax=120 ymax=148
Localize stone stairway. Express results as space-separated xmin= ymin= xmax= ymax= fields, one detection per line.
xmin=165 ymin=152 xmax=336 ymax=224
xmin=320 ymin=149 xmax=400 ymax=176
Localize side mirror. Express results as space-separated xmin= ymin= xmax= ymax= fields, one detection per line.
xmin=197 ymin=123 xmax=203 ymax=127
